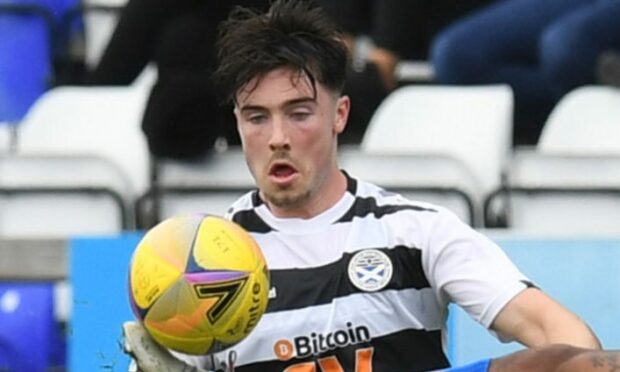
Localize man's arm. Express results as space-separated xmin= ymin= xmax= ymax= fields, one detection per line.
xmin=491 ymin=287 xmax=601 ymax=349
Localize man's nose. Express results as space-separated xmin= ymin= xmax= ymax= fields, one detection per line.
xmin=269 ymin=117 xmax=291 ymax=151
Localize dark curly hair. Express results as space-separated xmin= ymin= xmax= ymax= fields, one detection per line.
xmin=213 ymin=0 xmax=349 ymax=104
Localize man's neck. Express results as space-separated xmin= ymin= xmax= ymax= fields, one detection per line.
xmin=265 ymin=170 xmax=347 ymax=219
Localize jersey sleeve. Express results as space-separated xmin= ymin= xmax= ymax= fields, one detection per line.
xmin=422 ymin=207 xmax=529 ymax=329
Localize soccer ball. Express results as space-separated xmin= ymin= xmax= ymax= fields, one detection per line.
xmin=128 ymin=214 xmax=269 ymax=355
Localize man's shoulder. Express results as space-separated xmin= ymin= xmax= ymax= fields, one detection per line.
xmin=351 ymin=177 xmax=471 ymax=232
xmin=355 ymin=178 xmax=444 ymax=213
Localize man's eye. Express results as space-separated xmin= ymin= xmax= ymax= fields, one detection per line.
xmin=248 ymin=115 xmax=267 ymax=124
xmin=291 ymin=112 xmax=310 ymax=121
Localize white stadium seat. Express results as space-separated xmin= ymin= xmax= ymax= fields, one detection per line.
xmin=361 ymin=84 xmax=514 ymax=226
xmin=538 ymin=85 xmax=620 ymax=155
xmin=147 ymin=149 xmax=255 ymax=221
xmin=0 ymin=154 xmax=134 ymax=237
xmin=81 ymin=0 xmax=127 ymax=69
xmin=485 ymin=151 xmax=620 ymax=235
xmin=339 ymin=148 xmax=478 ymax=225
xmin=149 ymin=148 xmax=478 ymax=226
xmin=16 ymin=85 xmax=151 ymax=196
xmin=485 ymin=86 xmax=620 ymax=233
xmin=0 ymin=124 xmax=13 ymax=153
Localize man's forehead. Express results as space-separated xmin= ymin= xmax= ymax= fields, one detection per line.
xmin=235 ymin=68 xmax=317 ymax=106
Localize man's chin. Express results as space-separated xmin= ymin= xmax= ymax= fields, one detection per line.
xmin=262 ymin=189 xmax=309 ymax=210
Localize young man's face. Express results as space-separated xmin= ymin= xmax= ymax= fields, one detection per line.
xmin=234 ymin=67 xmax=349 ymax=217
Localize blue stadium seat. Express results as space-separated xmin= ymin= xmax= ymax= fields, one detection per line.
xmin=40 ymin=0 xmax=79 ymax=20
xmin=0 ymin=3 xmax=54 ymax=124
xmin=39 ymin=0 xmax=84 ymax=58
xmin=0 ymin=282 xmax=65 ymax=372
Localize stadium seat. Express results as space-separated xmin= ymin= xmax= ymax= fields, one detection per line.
xmin=0 ymin=3 xmax=54 ymax=124
xmin=79 ymin=0 xmax=126 ymax=69
xmin=396 ymin=60 xmax=436 ymax=83
xmin=0 ymin=282 xmax=65 ymax=372
xmin=142 ymin=148 xmax=255 ymax=222
xmin=33 ymin=0 xmax=80 ymax=24
xmin=16 ymin=85 xmax=152 ymax=196
xmin=0 ymin=154 xmax=134 ymax=237
xmin=538 ymin=85 xmax=620 ymax=155
xmin=484 ymin=86 xmax=620 ymax=233
xmin=361 ymin=85 xmax=514 ymax=226
xmin=0 ymin=124 xmax=12 ymax=153
xmin=148 ymin=148 xmax=479 ymax=226
xmin=339 ymin=148 xmax=477 ymax=225
xmin=484 ymin=151 xmax=620 ymax=234
xmin=353 ymin=36 xmax=435 ymax=83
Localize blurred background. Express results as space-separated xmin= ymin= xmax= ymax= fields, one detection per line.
xmin=1 ymin=0 xmax=620 ymax=370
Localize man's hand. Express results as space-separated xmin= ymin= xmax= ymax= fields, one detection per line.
xmin=123 ymin=321 xmax=205 ymax=372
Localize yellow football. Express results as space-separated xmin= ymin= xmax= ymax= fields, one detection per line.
xmin=128 ymin=214 xmax=269 ymax=355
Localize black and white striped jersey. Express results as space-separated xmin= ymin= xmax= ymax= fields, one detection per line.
xmin=181 ymin=173 xmax=529 ymax=372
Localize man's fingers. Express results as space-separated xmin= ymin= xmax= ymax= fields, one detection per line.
xmin=122 ymin=321 xmax=200 ymax=372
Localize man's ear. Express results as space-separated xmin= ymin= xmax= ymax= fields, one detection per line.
xmin=334 ymin=95 xmax=350 ymax=134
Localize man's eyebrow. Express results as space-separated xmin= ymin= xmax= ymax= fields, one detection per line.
xmin=238 ymin=97 xmax=316 ymax=113
xmin=238 ymin=105 xmax=266 ymax=113
xmin=284 ymin=97 xmax=316 ymax=106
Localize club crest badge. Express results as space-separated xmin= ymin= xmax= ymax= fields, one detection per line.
xmin=348 ymin=249 xmax=393 ymax=292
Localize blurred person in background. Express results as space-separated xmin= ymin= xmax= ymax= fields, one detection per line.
xmin=597 ymin=49 xmax=620 ymax=87
xmin=88 ymin=0 xmax=269 ymax=160
xmin=431 ymin=0 xmax=620 ymax=146
xmin=316 ymin=0 xmax=496 ymax=143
